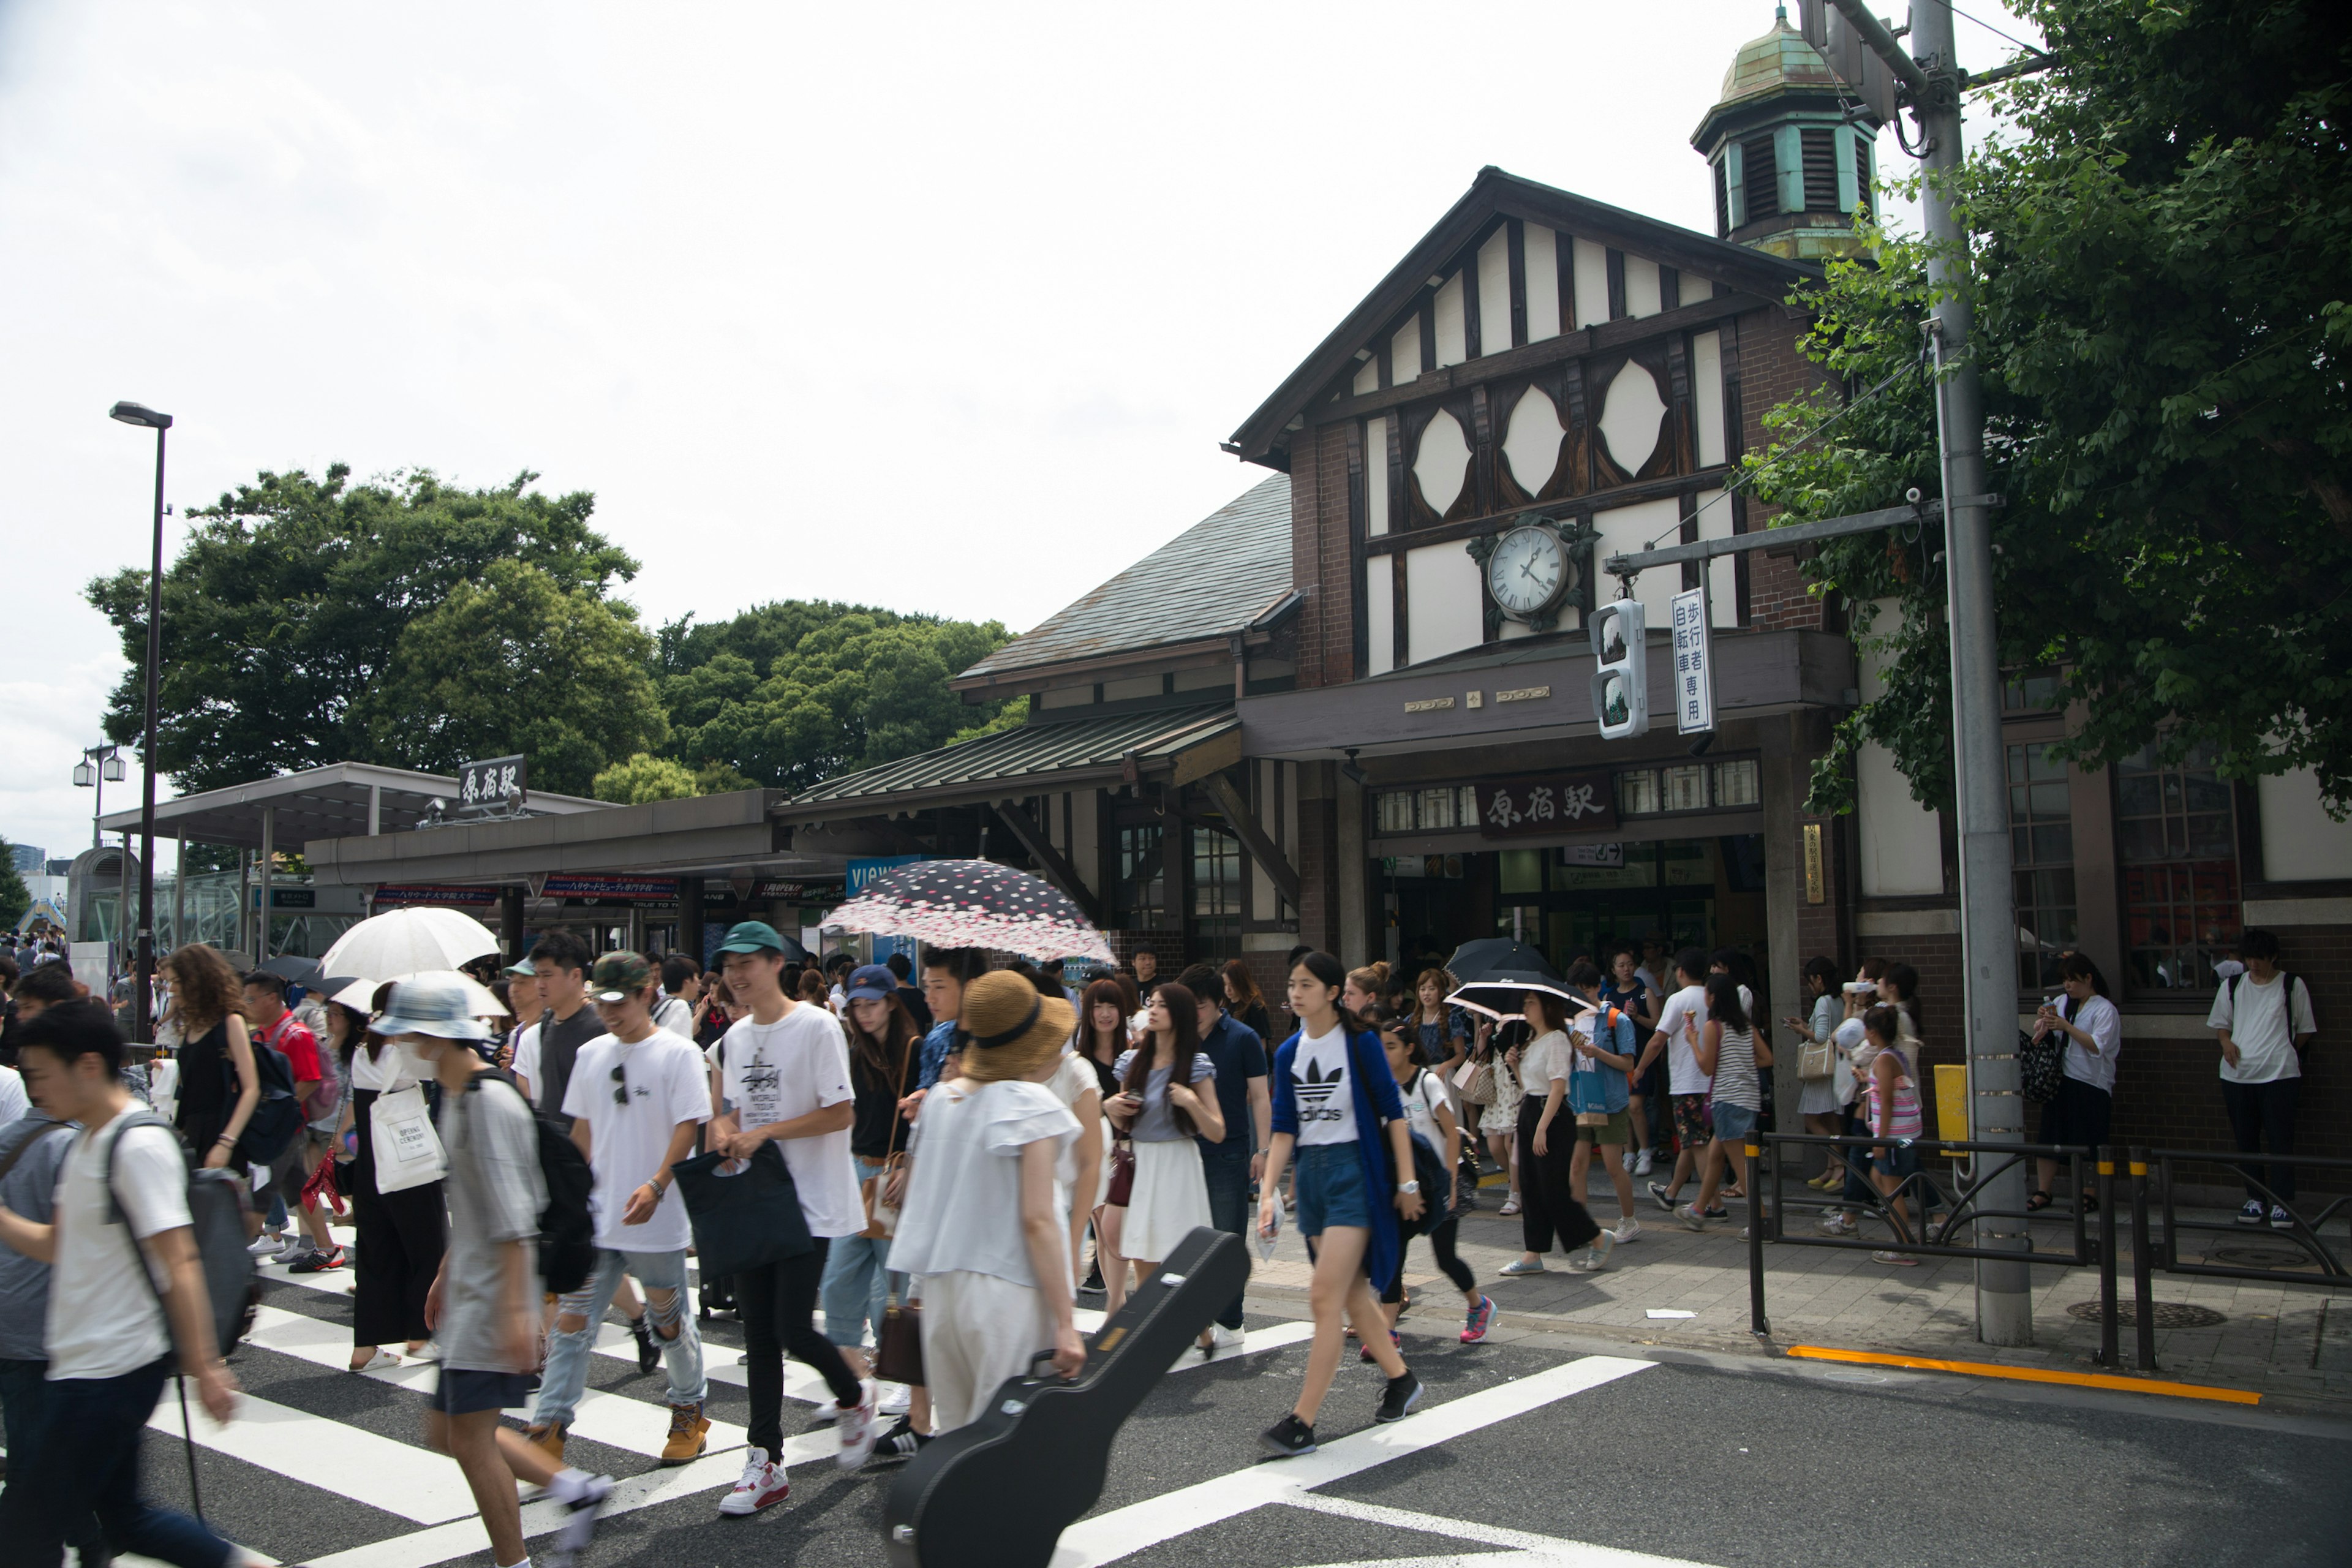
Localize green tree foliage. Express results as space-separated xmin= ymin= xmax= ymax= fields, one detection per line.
xmin=1749 ymin=0 xmax=2352 ymax=816
xmin=85 ymin=467 xmax=662 ymax=796
xmin=0 ymin=840 xmax=31 ymax=932
xmin=654 ymin=602 xmax=1015 ymax=793
xmin=592 ymin=752 xmax=703 ymax=804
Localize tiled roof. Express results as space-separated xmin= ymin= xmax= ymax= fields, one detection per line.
xmin=956 ymin=477 xmax=1293 ymax=680
xmin=785 ymin=706 xmax=1236 ymax=813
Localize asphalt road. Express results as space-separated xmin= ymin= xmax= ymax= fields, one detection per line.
xmin=111 ymin=1257 xmax=2352 ymax=1568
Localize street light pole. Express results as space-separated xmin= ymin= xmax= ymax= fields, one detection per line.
xmin=1826 ymin=0 xmax=2031 ymax=1344
xmin=111 ymin=400 xmax=173 ymax=1044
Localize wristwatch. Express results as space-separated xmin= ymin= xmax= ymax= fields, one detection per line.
xmin=1398 ymin=1180 xmax=1420 ymax=1195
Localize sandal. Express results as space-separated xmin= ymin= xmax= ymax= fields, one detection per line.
xmin=2026 ymin=1190 xmax=2052 ymax=1212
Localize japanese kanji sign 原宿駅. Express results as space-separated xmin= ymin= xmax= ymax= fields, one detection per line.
xmin=1473 ymin=772 xmax=1619 ymax=838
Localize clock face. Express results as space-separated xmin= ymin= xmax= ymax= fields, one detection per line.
xmin=1485 ymin=525 xmax=1570 ymax=617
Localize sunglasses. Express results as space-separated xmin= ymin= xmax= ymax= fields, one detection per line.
xmin=611 ymin=1064 xmax=629 ymax=1106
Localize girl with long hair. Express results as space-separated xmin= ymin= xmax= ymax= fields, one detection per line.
xmin=1221 ymin=960 xmax=1272 ymax=1042
xmin=162 ymin=943 xmax=260 ymax=1174
xmin=2032 ymin=951 xmax=2120 ymax=1213
xmin=329 ymin=995 xmax=446 ymax=1370
xmin=1409 ymin=970 xmax=1466 ymax=1080
xmin=1077 ymin=979 xmax=1132 ymax=1306
xmin=1499 ymin=989 xmax=1610 ymax=1275
xmin=1106 ymin=982 xmax=1223 ymax=1292
xmin=822 ymin=968 xmax=924 ymax=1382
xmin=1255 ymin=952 xmax=1422 ymax=1457
xmin=1372 ymin=1007 xmax=1493 ymax=1344
xmin=1678 ymin=974 xmax=1772 ymax=1233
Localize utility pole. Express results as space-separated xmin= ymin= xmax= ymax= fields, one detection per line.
xmin=1829 ymin=0 xmax=2030 ymax=1343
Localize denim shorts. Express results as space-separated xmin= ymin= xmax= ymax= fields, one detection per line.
xmin=1293 ymin=1141 xmax=1371 ymax=1237
xmin=430 ymin=1368 xmax=536 ymax=1417
xmin=1711 ymin=1101 xmax=1760 ymax=1145
xmin=1871 ymin=1141 xmax=1920 ymax=1181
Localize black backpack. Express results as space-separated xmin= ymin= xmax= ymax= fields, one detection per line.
xmin=224 ymin=1030 xmax=303 ymax=1166
xmin=473 ymin=1073 xmax=596 ymax=1295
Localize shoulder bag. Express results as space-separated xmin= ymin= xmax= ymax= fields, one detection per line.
xmin=1798 ymin=1031 xmax=1835 ymax=1083
xmin=861 ymin=1039 xmax=912 ymax=1239
xmin=369 ymin=1082 xmax=448 ymax=1193
xmin=1452 ymin=1044 xmax=1496 ymax=1106
xmin=875 ymin=1280 xmax=924 ymax=1387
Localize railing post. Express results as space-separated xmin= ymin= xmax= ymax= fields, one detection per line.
xmin=1749 ymin=1139 xmax=1771 ymax=1340
xmin=2129 ymin=1145 xmax=2158 ymax=1373
xmin=2095 ymin=1145 xmax=2118 ymax=1370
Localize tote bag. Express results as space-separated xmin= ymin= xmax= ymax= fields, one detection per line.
xmin=669 ymin=1140 xmax=815 ymax=1278
xmin=369 ymin=1084 xmax=448 ymax=1193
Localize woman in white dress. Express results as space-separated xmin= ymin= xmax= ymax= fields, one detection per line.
xmin=1106 ymin=982 xmax=1224 ymax=1281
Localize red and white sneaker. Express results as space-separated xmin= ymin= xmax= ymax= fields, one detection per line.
xmin=836 ymin=1381 xmax=880 ymax=1469
xmin=717 ymin=1454 xmax=789 ymax=1516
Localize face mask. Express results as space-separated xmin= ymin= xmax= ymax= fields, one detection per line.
xmin=399 ymin=1038 xmax=442 ymax=1080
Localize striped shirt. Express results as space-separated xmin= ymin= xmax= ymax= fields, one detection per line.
xmin=1864 ymin=1055 xmax=1924 ymax=1140
xmin=1712 ymin=1026 xmax=1762 ymax=1111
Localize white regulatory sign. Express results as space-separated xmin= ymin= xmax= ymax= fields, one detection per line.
xmin=1669 ymin=586 xmax=1714 ymax=736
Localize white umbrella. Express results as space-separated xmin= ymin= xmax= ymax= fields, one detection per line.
xmin=385 ymin=968 xmax=510 ymax=1020
xmin=322 ymin=907 xmax=500 ymax=982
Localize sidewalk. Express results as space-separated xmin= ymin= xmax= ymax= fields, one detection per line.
xmin=1235 ymin=1163 xmax=2352 ymax=1411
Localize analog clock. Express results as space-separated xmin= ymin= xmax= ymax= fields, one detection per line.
xmin=1484 ymin=523 xmax=1572 ymax=619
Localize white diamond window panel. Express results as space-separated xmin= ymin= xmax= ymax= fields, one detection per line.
xmin=1413 ymin=407 xmax=1472 ymax=516
xmin=1599 ymin=360 xmax=1667 ymax=475
xmin=1502 ymin=386 xmax=1566 ymax=495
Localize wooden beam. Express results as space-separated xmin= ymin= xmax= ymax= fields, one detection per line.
xmin=1304 ymin=289 xmax=1770 ymax=430
xmin=990 ymin=797 xmax=1103 ymax=925
xmin=1365 ymin=465 xmax=1733 ymax=556
xmin=1196 ymin=770 xmax=1303 ymax=913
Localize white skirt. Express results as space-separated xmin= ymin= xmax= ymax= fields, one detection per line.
xmin=1119 ymin=1137 xmax=1210 ymax=1262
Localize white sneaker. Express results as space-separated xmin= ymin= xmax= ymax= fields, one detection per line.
xmin=271 ymin=1236 xmax=311 ymax=1265
xmin=878 ymin=1380 xmax=911 ymax=1415
xmin=1619 ymin=1148 xmax=1636 ymax=1173
xmin=248 ymin=1231 xmax=288 ymax=1256
xmin=1634 ymin=1148 xmax=1654 ymax=1177
xmin=549 ymin=1469 xmax=615 ymax=1564
xmin=718 ymin=1455 xmax=790 ymax=1515
xmin=836 ymin=1382 xmax=880 ymax=1469
xmin=1614 ymin=1217 xmax=1642 ymax=1244
xmin=1201 ymin=1324 xmax=1245 ymax=1357
xmin=1817 ymin=1211 xmax=1856 ymax=1236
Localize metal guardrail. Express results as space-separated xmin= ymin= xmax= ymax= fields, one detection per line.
xmin=2149 ymin=1146 xmax=2352 ymax=1287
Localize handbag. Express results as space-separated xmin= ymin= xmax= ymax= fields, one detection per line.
xmin=862 ymin=1038 xmax=913 ymax=1239
xmin=875 ymin=1283 xmax=925 ymax=1387
xmin=2019 ymin=1026 xmax=2064 ymax=1103
xmin=669 ymin=1140 xmax=815 ymax=1278
xmin=1104 ymin=1135 xmax=1135 ymax=1207
xmin=1798 ymin=1036 xmax=1834 ymax=1082
xmin=368 ymin=1084 xmax=448 ymax=1193
xmin=1452 ymin=1054 xmax=1496 ymax=1106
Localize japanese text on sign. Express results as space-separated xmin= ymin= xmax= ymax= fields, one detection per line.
xmin=1669 ymin=587 xmax=1714 ymax=736
xmin=457 ymin=754 xmax=528 ymax=809
xmin=1473 ymin=772 xmax=1619 ymax=839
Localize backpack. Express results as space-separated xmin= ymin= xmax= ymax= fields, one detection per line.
xmin=104 ymin=1111 xmax=260 ymax=1357
xmin=224 ymin=1031 xmax=303 ymax=1166
xmin=473 ymin=1072 xmax=596 ymax=1295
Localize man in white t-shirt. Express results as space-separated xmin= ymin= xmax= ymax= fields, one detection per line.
xmin=1630 ymin=949 xmax=1719 ymax=1214
xmin=2209 ymin=929 xmax=2319 ymax=1229
xmin=706 ymin=922 xmax=875 ymax=1517
xmin=526 ymin=952 xmax=712 ymax=1468
xmin=0 ymin=1000 xmax=254 ymax=1568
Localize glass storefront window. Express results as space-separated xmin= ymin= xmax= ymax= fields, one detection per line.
xmin=2008 ymin=742 xmax=2077 ymax=992
xmin=1417 ymin=787 xmax=1458 ymax=831
xmin=1662 ymin=764 xmax=1708 ymax=813
xmin=1377 ymin=791 xmax=1415 ymax=832
xmin=1116 ymin=823 xmax=1165 ymax=927
xmin=1711 ymin=759 xmax=1759 ymax=807
xmin=2116 ymin=744 xmax=2240 ymax=991
xmin=1618 ymin=769 xmax=1660 ymax=815
xmin=1498 ymin=848 xmax=1545 ymax=893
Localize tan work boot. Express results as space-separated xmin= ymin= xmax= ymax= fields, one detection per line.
xmin=525 ymin=1422 xmax=567 ymax=1464
xmin=662 ymin=1402 xmax=710 ymax=1464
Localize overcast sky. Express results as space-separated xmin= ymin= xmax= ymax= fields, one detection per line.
xmin=0 ymin=0 xmax=2039 ymax=870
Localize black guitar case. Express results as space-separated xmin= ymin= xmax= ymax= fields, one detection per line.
xmin=884 ymin=1225 xmax=1250 ymax=1568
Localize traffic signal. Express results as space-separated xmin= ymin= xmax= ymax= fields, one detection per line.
xmin=1588 ymin=598 xmax=1648 ymax=739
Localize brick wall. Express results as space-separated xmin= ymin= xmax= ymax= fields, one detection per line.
xmin=1291 ymin=424 xmax=1356 ymax=691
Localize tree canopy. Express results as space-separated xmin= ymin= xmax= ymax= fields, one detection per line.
xmin=1749 ymin=0 xmax=2352 ymax=816
xmin=653 ymin=601 xmax=1016 ymax=794
xmin=86 ymin=467 xmax=662 ymax=796
xmin=592 ymin=752 xmax=701 ymax=804
xmin=0 ymin=842 xmax=30 ymax=932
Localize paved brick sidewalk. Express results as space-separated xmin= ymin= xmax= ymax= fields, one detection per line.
xmin=1234 ymin=1166 xmax=2352 ymax=1409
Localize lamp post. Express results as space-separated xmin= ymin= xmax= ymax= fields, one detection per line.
xmin=72 ymin=743 xmax=126 ymax=850
xmin=110 ymin=399 xmax=172 ymax=1042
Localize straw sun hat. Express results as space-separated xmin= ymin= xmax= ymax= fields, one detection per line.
xmin=955 ymin=971 xmax=1074 ymax=1082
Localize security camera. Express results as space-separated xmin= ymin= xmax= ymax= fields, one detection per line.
xmin=1905 ymin=487 xmax=1923 ymax=505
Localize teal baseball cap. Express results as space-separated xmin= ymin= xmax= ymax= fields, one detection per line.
xmin=717 ymin=920 xmax=787 ymax=955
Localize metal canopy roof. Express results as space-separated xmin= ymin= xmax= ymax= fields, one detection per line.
xmin=782 ymin=706 xmax=1240 ymax=820
xmin=98 ymin=761 xmax=611 ymax=851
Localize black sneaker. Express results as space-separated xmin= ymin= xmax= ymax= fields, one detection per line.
xmin=1079 ymin=1259 xmax=1106 ymax=1295
xmin=1374 ymin=1370 xmax=1423 ymax=1423
xmin=1261 ymin=1413 xmax=1317 ymax=1457
xmin=631 ymin=1316 xmax=661 ymax=1375
xmin=1648 ymin=1181 xmax=1679 ymax=1213
xmin=872 ymin=1416 xmax=929 ymax=1461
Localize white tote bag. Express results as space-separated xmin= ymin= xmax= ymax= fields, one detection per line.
xmin=370 ymin=1084 xmax=448 ymax=1193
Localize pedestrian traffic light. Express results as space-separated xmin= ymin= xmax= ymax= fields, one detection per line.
xmin=1588 ymin=598 xmax=1648 ymax=739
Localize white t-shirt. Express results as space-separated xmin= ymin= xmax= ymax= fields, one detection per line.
xmin=652 ymin=995 xmax=693 ymax=1038
xmin=1046 ymin=1050 xmax=1098 ymax=1112
xmin=510 ymin=1022 xmax=542 ymax=1102
xmin=1657 ymin=985 xmax=1713 ymax=1095
xmin=1520 ymin=1030 xmax=1572 ymax=1098
xmin=1290 ymin=1027 xmax=1357 ymax=1145
xmin=1399 ymin=1067 xmax=1447 ymax=1148
xmin=48 ymin=1115 xmax=191 ymax=1381
xmin=710 ymin=1005 xmax=863 ymax=1238
xmin=0 ymin=1067 xmax=27 ymax=1129
xmin=2208 ymin=972 xmax=2316 ymax=1085
xmin=349 ymin=1043 xmax=420 ymax=1094
xmin=562 ymin=1028 xmax=711 ymax=1254
xmin=2053 ymin=994 xmax=2123 ymax=1093
xmin=892 ymin=1078 xmax=1079 ymax=1288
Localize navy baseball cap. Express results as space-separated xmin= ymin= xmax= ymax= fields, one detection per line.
xmin=845 ymin=964 xmax=896 ymax=1003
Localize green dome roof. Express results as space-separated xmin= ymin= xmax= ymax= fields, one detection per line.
xmin=1716 ymin=7 xmax=1842 ymax=108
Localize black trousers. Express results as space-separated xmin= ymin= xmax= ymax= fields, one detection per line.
xmin=1382 ymin=1216 xmax=1476 ymax=1304
xmin=1516 ymin=1097 xmax=1600 ymax=1254
xmin=737 ymin=1240 xmax=864 ymax=1460
xmin=350 ymin=1090 xmax=447 ymax=1349
xmin=2220 ymin=1078 xmax=2299 ymax=1202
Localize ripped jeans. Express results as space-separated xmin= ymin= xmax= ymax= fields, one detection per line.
xmin=533 ymin=1246 xmax=706 ymax=1425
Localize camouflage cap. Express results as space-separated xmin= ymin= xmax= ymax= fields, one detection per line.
xmin=588 ymin=951 xmax=655 ymax=1003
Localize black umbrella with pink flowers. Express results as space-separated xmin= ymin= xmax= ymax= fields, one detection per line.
xmin=826 ymin=859 xmax=1114 ymax=963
